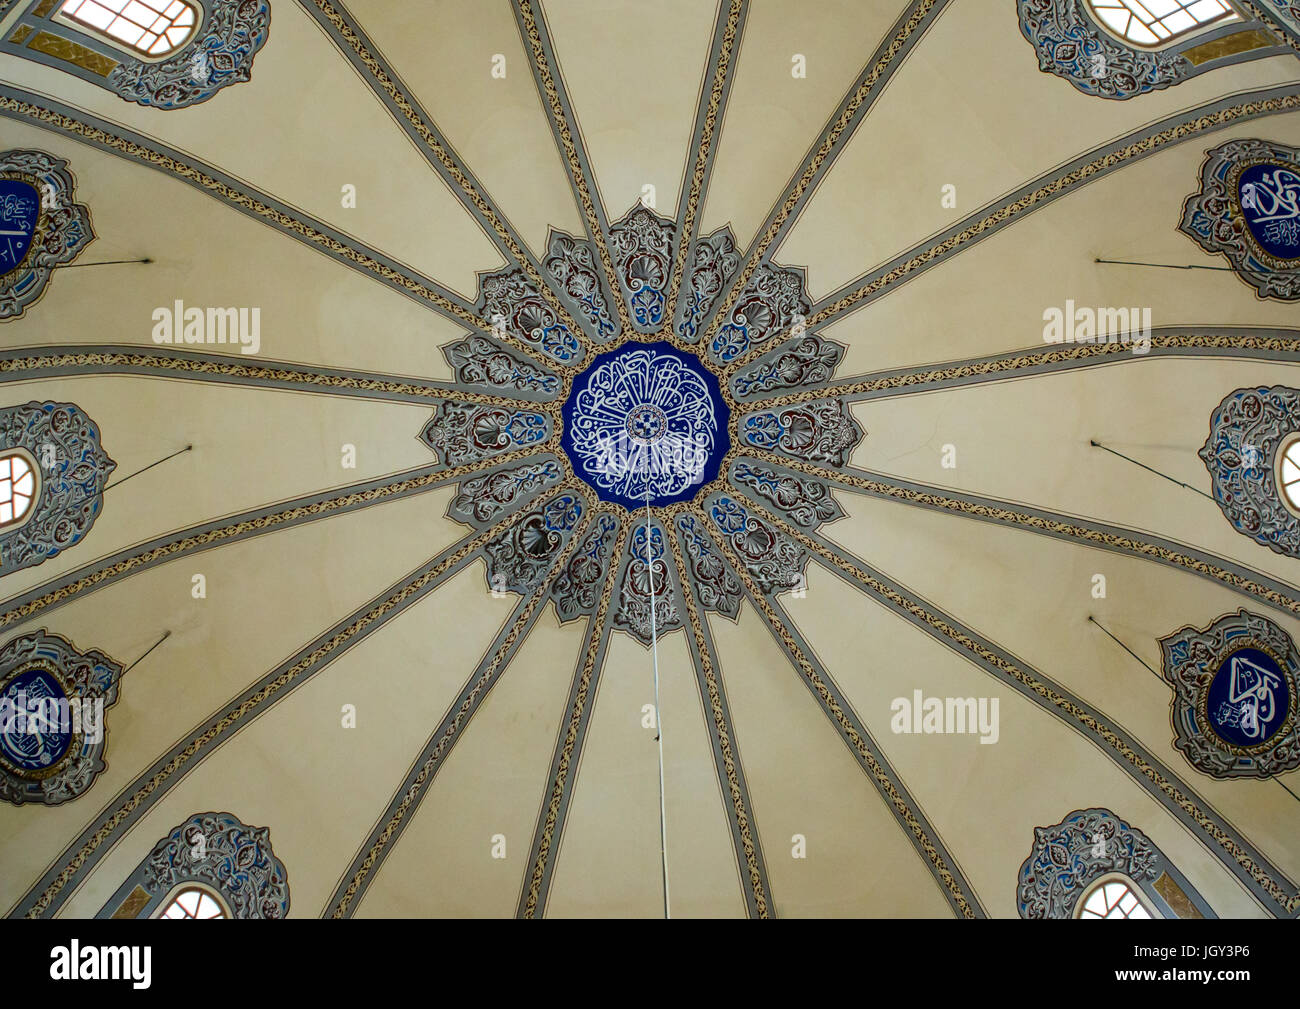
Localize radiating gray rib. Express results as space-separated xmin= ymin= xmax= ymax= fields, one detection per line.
xmin=8 ymin=525 xmax=490 ymax=919
xmin=0 ymin=84 xmax=489 ymax=333
xmin=807 ymin=84 xmax=1300 ymax=327
xmin=731 ymin=484 xmax=1299 ymax=918
xmin=701 ymin=495 xmax=987 ymax=918
xmin=742 ymin=453 xmax=1300 ymax=620
xmin=0 ymin=344 xmax=555 ymax=405
xmin=323 ymin=587 xmax=553 ymax=917
xmin=665 ymin=523 xmax=775 ymax=918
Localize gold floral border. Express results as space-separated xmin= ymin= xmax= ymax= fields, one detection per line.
xmin=737 ymin=490 xmax=1299 ymax=914
xmin=516 ymin=0 xmax=632 ymax=336
xmin=22 ymin=483 xmax=564 ymax=918
xmin=664 ymin=0 xmax=744 ymax=335
xmin=305 ymin=0 xmax=588 ymax=355
xmin=331 ymin=486 xmax=598 ymax=918
xmin=519 ymin=517 xmax=629 ymax=918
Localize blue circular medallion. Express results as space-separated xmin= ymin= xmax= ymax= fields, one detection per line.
xmin=0 ymin=178 xmax=41 ymax=278
xmin=1237 ymin=162 xmax=1300 ymax=261
xmin=562 ymin=341 xmax=730 ymax=510
xmin=1205 ymin=646 xmax=1291 ymax=748
xmin=0 ymin=667 xmax=72 ymax=772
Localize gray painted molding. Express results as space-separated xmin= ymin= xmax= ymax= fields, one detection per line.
xmin=692 ymin=0 xmax=952 ymax=344
xmin=0 ymin=85 xmax=487 ymax=332
xmin=511 ymin=0 xmax=624 ymax=340
xmin=0 ymin=461 xmax=458 ymax=632
xmin=699 ymin=488 xmax=988 ymax=918
xmin=749 ymin=328 xmax=1300 ymax=406
xmin=326 ymin=586 xmax=555 ymax=918
xmin=665 ymin=519 xmax=775 ymax=919
xmin=746 ymin=453 xmax=1300 ymax=623
xmin=8 ymin=518 xmax=495 ymax=919
xmin=293 ymin=0 xmax=584 ymax=341
xmin=807 ymin=84 xmax=1300 ymax=326
xmin=0 ymin=344 xmax=555 ymax=405
xmin=731 ymin=481 xmax=1298 ymax=917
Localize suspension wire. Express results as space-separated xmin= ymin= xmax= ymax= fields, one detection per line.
xmin=646 ymin=484 xmax=670 ymax=918
xmin=642 ymin=352 xmax=670 ymax=919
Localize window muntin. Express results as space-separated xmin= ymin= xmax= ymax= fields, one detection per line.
xmin=1087 ymin=0 xmax=1239 ymax=48
xmin=1078 ymin=877 xmax=1155 ymax=919
xmin=1277 ymin=434 xmax=1300 ymax=515
xmin=158 ymin=885 xmax=228 ymax=919
xmin=57 ymin=0 xmax=199 ymax=58
xmin=0 ymin=451 xmax=36 ymax=529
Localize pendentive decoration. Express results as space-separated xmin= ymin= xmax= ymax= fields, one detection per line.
xmin=0 ymin=149 xmax=94 ymax=321
xmin=1159 ymin=609 xmax=1300 ymax=779
xmin=675 ymin=225 xmax=740 ymax=344
xmin=544 ymin=228 xmax=618 ymax=342
xmin=476 ymin=265 xmax=583 ymax=364
xmin=420 ymin=400 xmax=550 ymax=469
xmin=99 ymin=811 xmax=290 ymax=918
xmin=1199 ymin=385 xmax=1300 ymax=557
xmin=0 ymin=401 xmax=115 ymax=575
xmin=1017 ymin=0 xmax=1194 ymax=99
xmin=0 ymin=629 xmax=122 ymax=806
xmin=609 ymin=203 xmax=676 ymax=332
xmin=1180 ymin=138 xmax=1300 ymax=302
xmin=1018 ymin=808 xmax=1214 ymax=918
xmin=429 ymin=207 xmax=857 ymax=646
xmin=709 ymin=262 xmax=810 ymax=366
xmin=2 ymin=0 xmax=270 ymax=109
xmin=613 ymin=521 xmax=681 ymax=643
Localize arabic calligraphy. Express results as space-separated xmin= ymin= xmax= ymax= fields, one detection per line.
xmin=1238 ymin=163 xmax=1300 ymax=259
xmin=0 ymin=668 xmax=72 ymax=772
xmin=0 ymin=178 xmax=39 ymax=277
xmin=1208 ymin=647 xmax=1290 ymax=746
xmin=562 ymin=342 xmax=731 ymax=510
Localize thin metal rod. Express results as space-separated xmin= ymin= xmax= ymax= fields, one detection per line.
xmin=122 ymin=630 xmax=171 ymax=677
xmin=1090 ymin=617 xmax=1300 ymax=805
xmin=1089 ymin=439 xmax=1216 ymax=501
xmin=1095 ymin=257 xmax=1299 ymax=274
xmin=104 ymin=444 xmax=192 ymax=492
xmin=1087 ymin=615 xmax=1164 ymax=684
xmin=1270 ymin=775 xmax=1300 ymax=804
xmin=122 ymin=629 xmax=171 ymax=676
xmin=54 ymin=257 xmax=153 ymax=270
xmin=642 ymin=352 xmax=669 ymax=919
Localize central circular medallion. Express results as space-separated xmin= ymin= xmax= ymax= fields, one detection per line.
xmin=1203 ymin=645 xmax=1292 ymax=749
xmin=625 ymin=403 xmax=668 ymax=445
xmin=0 ymin=667 xmax=72 ymax=774
xmin=562 ymin=340 xmax=730 ymax=510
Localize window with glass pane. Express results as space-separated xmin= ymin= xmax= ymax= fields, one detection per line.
xmin=159 ymin=886 xmax=228 ymax=919
xmin=58 ymin=0 xmax=199 ymax=58
xmin=1087 ymin=0 xmax=1239 ymax=47
xmin=0 ymin=453 xmax=36 ymax=528
xmin=1079 ymin=879 xmax=1154 ymax=919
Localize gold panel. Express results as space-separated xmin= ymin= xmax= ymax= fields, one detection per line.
xmin=109 ymin=885 xmax=151 ymax=920
xmin=31 ymin=0 xmax=58 ymax=17
xmin=1182 ymin=29 xmax=1279 ymax=67
xmin=1154 ymin=872 xmax=1205 ymax=919
xmin=27 ymin=30 xmax=118 ymax=76
xmin=7 ymin=24 xmax=33 ymax=45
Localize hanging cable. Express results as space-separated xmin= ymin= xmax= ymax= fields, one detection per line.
xmin=645 ymin=483 xmax=669 ymax=918
xmin=641 ymin=349 xmax=670 ymax=919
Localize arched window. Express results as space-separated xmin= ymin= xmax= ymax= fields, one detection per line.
xmin=1076 ymin=874 xmax=1156 ymax=919
xmin=0 ymin=451 xmax=37 ymax=529
xmin=1277 ymin=434 xmax=1300 ymax=515
xmin=56 ymin=0 xmax=199 ymax=58
xmin=1086 ymin=0 xmax=1238 ymax=48
xmin=157 ymin=885 xmax=229 ymax=919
